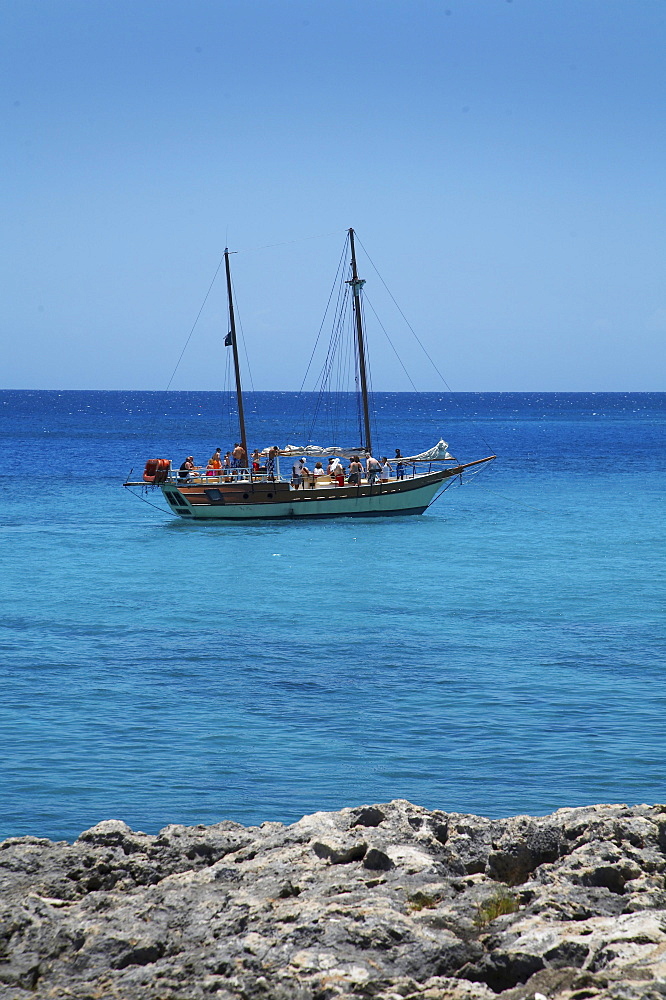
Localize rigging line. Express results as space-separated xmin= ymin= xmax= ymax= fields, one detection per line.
xmin=424 ymin=477 xmax=459 ymax=510
xmin=165 ymin=254 xmax=225 ymax=391
xmin=354 ymin=236 xmax=453 ymax=389
xmin=364 ymin=293 xmax=419 ymax=393
xmin=224 ymin=348 xmax=234 ymax=438
xmin=307 ymin=310 xmax=345 ymax=442
xmin=330 ymin=303 xmax=349 ymax=443
xmin=352 ymin=307 xmax=363 ymax=447
xmin=425 ymin=461 xmax=494 ymax=511
xmin=305 ymin=328 xmax=332 ymax=437
xmin=305 ymin=273 xmax=350 ymax=441
xmin=232 ymin=229 xmax=346 ymax=255
xmin=298 ymin=236 xmax=349 ymax=393
xmin=291 ymin=238 xmax=349 ymax=444
xmin=355 ymin=234 xmax=496 ymax=455
xmin=359 ymin=295 xmax=379 ymax=453
xmin=231 ymin=278 xmax=255 ymax=394
xmin=316 ymin=292 xmax=345 ymax=444
xmin=335 ymin=302 xmax=352 ymax=441
xmin=123 ymin=487 xmax=174 ymax=519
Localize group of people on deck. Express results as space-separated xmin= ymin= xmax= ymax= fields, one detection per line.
xmin=179 ymin=443 xmax=248 ymax=480
xmin=291 ymin=450 xmax=405 ymax=489
xmin=179 ymin=447 xmax=406 ymax=486
xmin=179 ymin=444 xmax=279 ymax=479
xmin=179 ymin=446 xmax=233 ymax=480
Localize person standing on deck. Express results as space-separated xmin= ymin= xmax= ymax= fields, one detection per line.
xmin=233 ymin=443 xmax=246 ymax=468
xmin=348 ymin=456 xmax=363 ymax=485
xmin=292 ymin=458 xmax=307 ymax=489
xmin=328 ymin=456 xmax=345 ymax=486
xmin=380 ymin=457 xmax=392 ymax=481
xmin=395 ymin=449 xmax=405 ymax=481
xmin=266 ymin=446 xmax=279 ymax=480
xmin=366 ymin=454 xmax=381 ymax=484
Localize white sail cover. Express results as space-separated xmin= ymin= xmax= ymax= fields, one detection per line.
xmin=401 ymin=439 xmax=454 ymax=462
xmin=261 ymin=439 xmax=454 ymax=461
xmin=261 ymin=445 xmax=364 ymax=458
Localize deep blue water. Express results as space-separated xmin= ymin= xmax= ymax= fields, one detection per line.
xmin=0 ymin=391 xmax=664 ymax=842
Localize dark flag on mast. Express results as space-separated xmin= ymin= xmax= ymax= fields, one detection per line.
xmin=224 ymin=331 xmax=234 ymax=347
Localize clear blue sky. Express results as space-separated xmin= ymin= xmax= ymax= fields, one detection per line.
xmin=3 ymin=0 xmax=665 ymax=391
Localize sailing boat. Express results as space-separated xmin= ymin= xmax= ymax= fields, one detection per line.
xmin=125 ymin=230 xmax=495 ymax=520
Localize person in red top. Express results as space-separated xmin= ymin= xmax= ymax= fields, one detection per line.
xmin=207 ymin=448 xmax=222 ymax=477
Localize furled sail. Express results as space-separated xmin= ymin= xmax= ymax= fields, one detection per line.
xmin=261 ymin=445 xmax=365 ymax=458
xmin=260 ymin=440 xmax=454 ymax=461
xmin=400 ymin=440 xmax=455 ymax=462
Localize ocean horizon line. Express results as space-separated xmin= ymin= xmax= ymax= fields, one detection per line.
xmin=2 ymin=387 xmax=665 ymax=396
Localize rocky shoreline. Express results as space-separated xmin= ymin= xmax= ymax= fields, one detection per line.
xmin=1 ymin=801 xmax=665 ymax=999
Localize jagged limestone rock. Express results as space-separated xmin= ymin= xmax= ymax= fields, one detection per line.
xmin=0 ymin=801 xmax=665 ymax=999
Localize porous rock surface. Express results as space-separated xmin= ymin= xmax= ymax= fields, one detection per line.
xmin=1 ymin=801 xmax=666 ymax=999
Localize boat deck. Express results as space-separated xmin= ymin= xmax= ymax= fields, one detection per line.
xmin=125 ymin=464 xmax=455 ymax=491
xmin=174 ymin=474 xmax=424 ymax=488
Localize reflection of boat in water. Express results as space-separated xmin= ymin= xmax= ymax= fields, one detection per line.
xmin=125 ymin=229 xmax=495 ymax=521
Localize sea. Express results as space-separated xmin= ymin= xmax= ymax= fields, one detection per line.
xmin=0 ymin=390 xmax=664 ymax=843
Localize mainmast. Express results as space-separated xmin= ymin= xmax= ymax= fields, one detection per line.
xmin=348 ymin=228 xmax=372 ymax=456
xmin=224 ymin=249 xmax=248 ymax=465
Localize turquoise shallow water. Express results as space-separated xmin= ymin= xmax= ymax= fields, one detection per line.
xmin=0 ymin=391 xmax=664 ymax=841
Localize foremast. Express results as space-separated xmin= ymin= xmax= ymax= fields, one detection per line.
xmin=224 ymin=248 xmax=248 ymax=464
xmin=348 ymin=228 xmax=372 ymax=456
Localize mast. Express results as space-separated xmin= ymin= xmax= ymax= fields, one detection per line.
xmin=348 ymin=228 xmax=372 ymax=456
xmin=224 ymin=248 xmax=248 ymax=466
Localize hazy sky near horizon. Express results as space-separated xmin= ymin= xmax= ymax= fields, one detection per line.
xmin=3 ymin=0 xmax=666 ymax=391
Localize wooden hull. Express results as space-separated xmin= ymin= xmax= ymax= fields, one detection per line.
xmin=159 ymin=469 xmax=453 ymax=521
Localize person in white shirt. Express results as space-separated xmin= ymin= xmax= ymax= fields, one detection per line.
xmin=380 ymin=457 xmax=392 ymax=481
xmin=292 ymin=458 xmax=308 ymax=489
xmin=313 ymin=462 xmax=325 ymax=479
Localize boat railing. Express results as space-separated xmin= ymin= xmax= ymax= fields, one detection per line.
xmin=172 ymin=466 xmax=258 ymax=484
xmin=168 ymin=462 xmax=435 ymax=487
